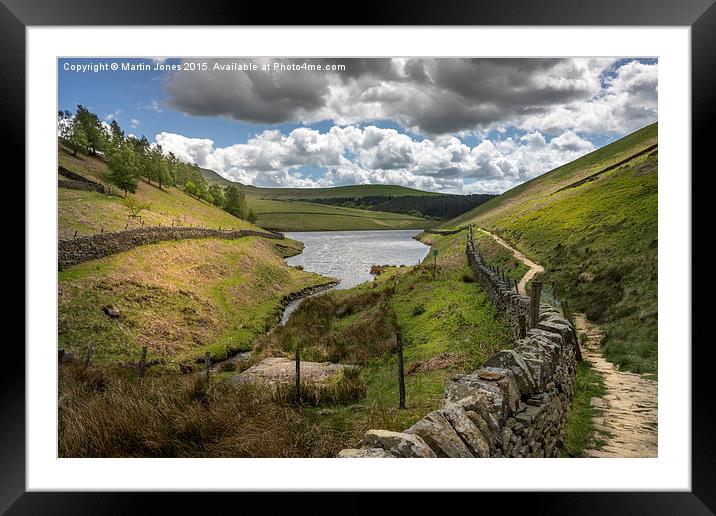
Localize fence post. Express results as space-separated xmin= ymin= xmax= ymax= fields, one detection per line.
xmin=139 ymin=346 xmax=147 ymax=380
xmin=295 ymin=347 xmax=301 ymax=405
xmin=204 ymin=351 xmax=211 ymax=383
xmin=514 ymin=278 xmax=519 ymax=294
xmin=530 ymin=281 xmax=542 ymax=329
xmin=518 ymin=314 xmax=527 ymax=339
xmin=83 ymin=342 xmax=93 ymax=370
xmin=396 ymin=332 xmax=406 ymax=409
xmin=73 ymin=230 xmax=77 ymax=238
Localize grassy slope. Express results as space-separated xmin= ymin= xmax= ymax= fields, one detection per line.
xmin=441 ymin=123 xmax=658 ymax=374
xmin=59 ymin=147 xmax=256 ymax=239
xmin=58 ymin=237 xmax=330 ymax=365
xmin=247 ymin=197 xmax=437 ymax=231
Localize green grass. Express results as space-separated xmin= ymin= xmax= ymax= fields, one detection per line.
xmin=561 ymin=360 xmax=608 ymax=457
xmin=439 ymin=123 xmax=658 ymax=374
xmin=58 ymin=237 xmax=329 ymax=365
xmin=247 ymin=197 xmax=437 ymax=231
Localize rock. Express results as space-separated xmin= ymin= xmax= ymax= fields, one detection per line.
xmin=537 ymin=320 xmax=573 ymax=344
xmin=484 ymin=350 xmax=537 ymax=396
xmin=179 ymin=363 xmax=195 ymax=374
xmin=477 ymin=368 xmax=505 ymax=381
xmin=337 ymin=448 xmax=394 ymax=458
xmin=456 ymin=394 xmax=503 ymax=439
xmin=464 ymin=410 xmax=497 ymax=454
xmin=442 ymin=403 xmax=491 ymax=457
xmin=358 ymin=429 xmax=437 ymax=458
xmin=405 ymin=410 xmax=473 ymax=457
xmin=102 ymin=304 xmax=120 ymax=318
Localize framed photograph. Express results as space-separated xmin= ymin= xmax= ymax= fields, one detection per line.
xmin=7 ymin=0 xmax=711 ymax=512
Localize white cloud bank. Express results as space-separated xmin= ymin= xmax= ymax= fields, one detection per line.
xmin=155 ymin=125 xmax=596 ymax=194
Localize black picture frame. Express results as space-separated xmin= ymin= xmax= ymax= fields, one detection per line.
xmin=5 ymin=0 xmax=711 ymax=513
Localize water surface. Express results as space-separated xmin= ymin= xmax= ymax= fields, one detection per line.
xmin=281 ymin=229 xmax=430 ymax=323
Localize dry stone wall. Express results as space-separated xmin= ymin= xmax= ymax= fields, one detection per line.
xmin=338 ymin=224 xmax=579 ymax=458
xmin=58 ymin=165 xmax=106 ymax=194
xmin=58 ymin=227 xmax=284 ymax=269
xmin=58 ymin=179 xmax=104 ymax=193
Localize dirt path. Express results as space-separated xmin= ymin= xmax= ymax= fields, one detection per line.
xmin=575 ymin=314 xmax=658 ymax=457
xmin=476 ymin=228 xmax=543 ymax=294
xmin=476 ymin=226 xmax=658 ymax=458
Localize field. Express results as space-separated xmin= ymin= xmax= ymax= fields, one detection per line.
xmin=247 ymin=197 xmax=437 ymax=231
xmin=442 ymin=123 xmax=658 ymax=374
xmin=59 ymin=147 xmax=255 ymax=239
xmin=58 ymin=236 xmax=330 ymax=365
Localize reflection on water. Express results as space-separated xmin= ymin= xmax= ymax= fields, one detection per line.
xmin=280 ymin=230 xmax=430 ymax=324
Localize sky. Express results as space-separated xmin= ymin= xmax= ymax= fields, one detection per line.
xmin=58 ymin=57 xmax=658 ymax=194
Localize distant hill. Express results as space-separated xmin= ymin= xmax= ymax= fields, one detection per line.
xmin=199 ymin=167 xmax=446 ymax=199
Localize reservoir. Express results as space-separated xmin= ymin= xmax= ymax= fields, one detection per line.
xmin=281 ymin=229 xmax=431 ymax=323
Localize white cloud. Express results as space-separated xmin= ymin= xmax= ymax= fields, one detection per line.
xmin=519 ymin=61 xmax=658 ymax=135
xmin=155 ymin=124 xmax=596 ymax=194
xmin=104 ymin=109 xmax=121 ymax=121
xmin=130 ymin=118 xmax=141 ymax=128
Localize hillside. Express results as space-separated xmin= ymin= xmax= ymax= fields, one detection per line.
xmin=199 ymin=166 xmax=444 ymax=199
xmin=58 ymin=234 xmax=331 ymax=365
xmin=247 ymin=198 xmax=437 ymax=232
xmin=438 ymin=123 xmax=658 ymax=374
xmin=59 ymin=147 xmax=257 ymax=239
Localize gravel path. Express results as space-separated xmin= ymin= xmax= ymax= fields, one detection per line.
xmin=575 ymin=314 xmax=658 ymax=457
xmin=477 ymin=226 xmax=658 ymax=457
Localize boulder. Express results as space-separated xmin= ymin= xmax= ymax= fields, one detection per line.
xmin=442 ymin=403 xmax=491 ymax=457
xmin=484 ymin=349 xmax=537 ymax=395
xmin=102 ymin=304 xmax=120 ymax=318
xmin=358 ymin=429 xmax=436 ymax=458
xmin=405 ymin=410 xmax=473 ymax=457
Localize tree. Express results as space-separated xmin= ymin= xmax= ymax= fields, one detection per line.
xmin=66 ymin=122 xmax=90 ymax=156
xmin=224 ymin=185 xmax=247 ymax=219
xmin=74 ymin=105 xmax=108 ymax=156
xmin=129 ymin=135 xmax=151 ymax=183
xmin=184 ymin=180 xmax=198 ymax=197
xmin=123 ymin=197 xmax=151 ymax=218
xmin=146 ymin=144 xmax=168 ymax=189
xmin=109 ymin=120 xmax=125 ymax=151
xmin=108 ymin=145 xmax=140 ymax=197
xmin=209 ymin=184 xmax=225 ymax=208
xmin=247 ymin=209 xmax=258 ymax=224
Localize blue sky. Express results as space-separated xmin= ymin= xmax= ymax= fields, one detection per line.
xmin=58 ymin=57 xmax=658 ymax=193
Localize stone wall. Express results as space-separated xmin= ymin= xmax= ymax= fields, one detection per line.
xmin=58 ymin=227 xmax=284 ymax=269
xmin=58 ymin=165 xmax=106 ymax=193
xmin=58 ymin=179 xmax=105 ymax=193
xmin=338 ymin=224 xmax=579 ymax=458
